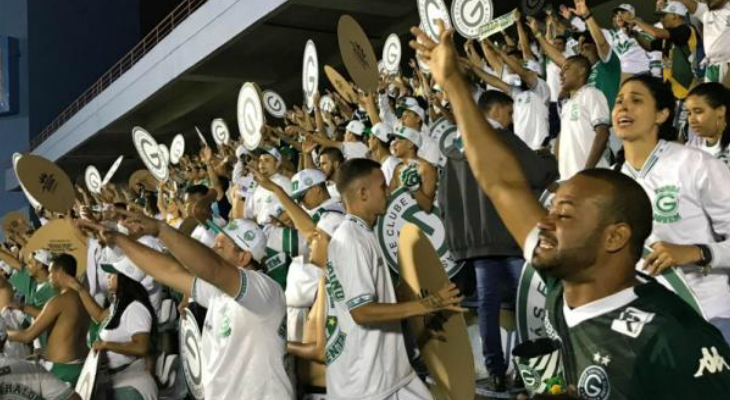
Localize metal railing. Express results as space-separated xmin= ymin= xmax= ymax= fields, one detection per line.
xmin=30 ymin=0 xmax=208 ymax=150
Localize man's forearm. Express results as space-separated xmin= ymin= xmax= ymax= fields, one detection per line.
xmin=113 ymin=234 xmax=193 ymax=296
xmin=537 ymin=35 xmax=567 ymax=67
xmin=350 ymin=300 xmax=428 ymax=325
xmin=158 ymin=223 xmax=230 ymax=285
xmin=271 ymin=186 xmax=317 ymax=234
xmin=585 ymin=126 xmax=610 ymax=168
xmin=585 ymin=16 xmax=611 ymax=60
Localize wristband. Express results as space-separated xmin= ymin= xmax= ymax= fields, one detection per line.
xmin=583 ymin=12 xmax=593 ymax=20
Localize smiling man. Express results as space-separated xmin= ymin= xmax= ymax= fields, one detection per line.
xmin=410 ymin=20 xmax=730 ymax=399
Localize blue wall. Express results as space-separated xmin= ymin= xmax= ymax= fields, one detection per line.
xmin=0 ymin=0 xmax=31 ymax=220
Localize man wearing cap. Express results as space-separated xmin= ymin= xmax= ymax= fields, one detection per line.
xmin=85 ymin=210 xmax=294 ymax=400
xmin=628 ymin=1 xmax=700 ymax=100
xmin=250 ymin=167 xmax=346 ymax=341
xmin=396 ymin=97 xmax=441 ymax=166
xmin=310 ymin=120 xmax=370 ymax=160
xmin=244 ymin=146 xmax=293 ymax=226
xmin=8 ymin=254 xmax=90 ymax=387
xmin=574 ymin=4 xmax=650 ymax=79
xmin=325 ymin=158 xmax=464 ymax=400
xmin=389 ymin=125 xmax=438 ymax=213
xmin=0 ymin=319 xmax=81 ymax=400
xmin=675 ymin=0 xmax=730 ymax=85
xmin=370 ymin=122 xmax=401 ymax=185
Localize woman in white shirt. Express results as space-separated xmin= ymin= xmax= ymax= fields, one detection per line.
xmin=612 ymin=74 xmax=730 ymax=343
xmin=64 ymin=263 xmax=158 ymax=400
xmin=685 ymin=82 xmax=730 ymax=168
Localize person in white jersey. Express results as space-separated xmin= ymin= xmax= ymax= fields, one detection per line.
xmin=389 ymin=125 xmax=438 ymax=213
xmin=0 ymin=319 xmax=80 ymax=400
xmin=325 ymin=158 xmax=464 ymax=400
xmin=370 ymin=122 xmax=401 ymax=186
xmin=56 ymin=256 xmax=158 ymax=400
xmin=244 ymin=146 xmax=293 ymax=226
xmin=685 ymin=82 xmax=730 ymax=167
xmin=612 ymin=75 xmax=730 ymax=343
xmin=79 ymin=209 xmax=294 ymax=400
xmin=557 ymin=55 xmax=611 ymax=179
xmin=590 ymin=4 xmax=651 ymax=78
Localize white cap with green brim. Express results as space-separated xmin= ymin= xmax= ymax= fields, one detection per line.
xmin=33 ymin=249 xmax=53 ymax=266
xmin=221 ymin=219 xmax=267 ymax=262
xmin=392 ymin=125 xmax=423 ymax=148
xmin=659 ymin=1 xmax=688 ymax=16
xmin=101 ymin=258 xmax=146 ymax=282
xmin=291 ymin=169 xmax=327 ymax=200
xmin=371 ymin=122 xmax=393 ymax=143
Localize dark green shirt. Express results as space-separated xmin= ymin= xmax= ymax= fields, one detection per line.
xmin=542 ymin=275 xmax=730 ymax=400
xmin=588 ymin=50 xmax=622 ymax=112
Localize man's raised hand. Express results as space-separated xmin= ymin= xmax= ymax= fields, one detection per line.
xmin=409 ymin=20 xmax=461 ymax=88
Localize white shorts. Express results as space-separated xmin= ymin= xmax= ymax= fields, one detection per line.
xmin=384 ymin=377 xmax=433 ymax=400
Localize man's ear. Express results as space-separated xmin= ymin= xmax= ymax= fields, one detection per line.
xmin=604 ymin=223 xmax=632 ymax=254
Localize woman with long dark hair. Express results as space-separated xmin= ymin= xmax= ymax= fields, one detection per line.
xmin=685 ymin=82 xmax=730 ymax=168
xmin=59 ymin=262 xmax=158 ymax=400
xmin=612 ymin=74 xmax=730 ymax=343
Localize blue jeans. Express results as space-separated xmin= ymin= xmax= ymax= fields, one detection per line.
xmin=473 ymin=256 xmax=524 ymax=376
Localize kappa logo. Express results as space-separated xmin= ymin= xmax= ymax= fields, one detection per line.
xmin=654 ymin=185 xmax=681 ymax=223
xmin=578 ymin=365 xmax=611 ymax=400
xmin=304 ymin=177 xmax=313 ymax=186
xmin=610 ymin=307 xmax=655 ymax=339
xmin=694 ymin=347 xmax=730 ymax=378
xmin=243 ymin=230 xmax=255 ymax=241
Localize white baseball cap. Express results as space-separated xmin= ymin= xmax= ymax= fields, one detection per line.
xmin=101 ymin=258 xmax=146 ymax=282
xmin=392 ymin=125 xmax=423 ymax=148
xmin=258 ymin=146 xmax=282 ymax=162
xmin=613 ymin=4 xmax=635 ymax=15
xmin=346 ymin=120 xmax=366 ymax=136
xmin=235 ymin=145 xmax=249 ymax=158
xmin=291 ymin=169 xmax=327 ymax=200
xmin=33 ymin=249 xmax=53 ymax=266
xmin=221 ymin=219 xmax=267 ymax=262
xmin=371 ymin=122 xmax=394 ymax=143
xmin=397 ymin=97 xmax=426 ymax=122
xmin=659 ymin=1 xmax=688 ymax=16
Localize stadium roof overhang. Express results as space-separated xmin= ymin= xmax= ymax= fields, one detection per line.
xmin=6 ymin=0 xmax=630 ymax=190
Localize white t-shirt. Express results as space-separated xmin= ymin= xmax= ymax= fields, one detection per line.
xmin=418 ymin=135 xmax=441 ymax=166
xmin=192 ymin=270 xmax=293 ymax=400
xmin=1 ymin=309 xmax=30 ymax=359
xmin=327 ymin=181 xmax=341 ymax=201
xmin=341 ymin=141 xmax=369 ymax=160
xmin=687 ymin=136 xmax=730 ymax=168
xmin=99 ymin=301 xmax=152 ymax=369
xmin=511 ymin=79 xmax=551 ymax=150
xmin=380 ymin=156 xmax=401 ymax=186
xmin=0 ymin=357 xmax=75 ymax=400
xmin=244 ymin=173 xmax=292 ymax=225
xmin=695 ymin=2 xmax=730 ymax=64
xmin=559 ymin=85 xmax=611 ymax=179
xmin=325 ymin=214 xmax=416 ymax=400
xmin=621 ymin=141 xmax=730 ymax=320
xmin=603 ymin=28 xmax=650 ymax=75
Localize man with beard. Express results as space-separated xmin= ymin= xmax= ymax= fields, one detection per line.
xmin=411 ymin=19 xmax=730 ymax=399
xmin=317 ymin=147 xmax=344 ymax=201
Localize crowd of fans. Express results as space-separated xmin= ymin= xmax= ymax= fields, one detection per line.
xmin=1 ymin=0 xmax=730 ymax=399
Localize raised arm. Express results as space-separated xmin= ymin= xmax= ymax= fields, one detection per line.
xmin=515 ymin=11 xmax=535 ymax=62
xmin=571 ymin=0 xmax=612 ymax=61
xmin=410 ymin=21 xmax=546 ymax=247
xmin=527 ymin=17 xmax=568 ymax=67
xmin=249 ymin=167 xmax=317 ymax=235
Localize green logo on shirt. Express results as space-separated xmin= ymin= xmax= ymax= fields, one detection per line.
xmin=653 ymin=185 xmax=681 ymax=224
xmin=325 ymin=316 xmax=346 ymax=365
xmin=219 ymin=305 xmax=232 ymax=339
xmin=325 ymin=261 xmax=345 ymax=302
